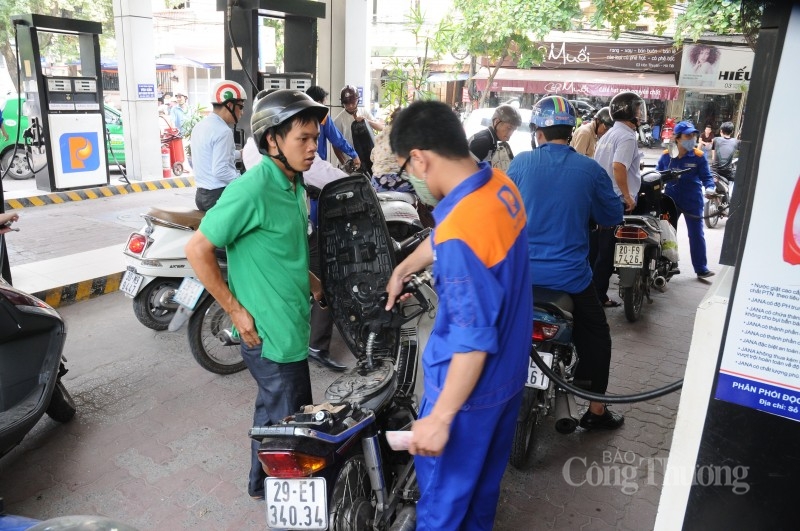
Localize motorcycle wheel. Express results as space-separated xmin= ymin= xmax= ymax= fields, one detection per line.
xmin=46 ymin=381 xmax=76 ymax=423
xmin=329 ymin=452 xmax=374 ymax=531
xmin=704 ymin=198 xmax=720 ymax=229
xmin=623 ymin=275 xmax=645 ymax=322
xmin=509 ymin=386 xmax=544 ymax=469
xmin=1 ymin=148 xmax=35 ymax=180
xmin=187 ymin=295 xmax=246 ymax=374
xmin=133 ymin=278 xmax=180 ymax=331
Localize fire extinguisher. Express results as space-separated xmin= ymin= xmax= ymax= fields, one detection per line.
xmin=161 ymin=144 xmax=171 ymax=179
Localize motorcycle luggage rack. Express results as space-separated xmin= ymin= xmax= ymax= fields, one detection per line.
xmin=249 ymin=409 xmax=376 ymax=444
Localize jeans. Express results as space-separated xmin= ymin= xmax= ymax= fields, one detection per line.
xmin=591 ymin=226 xmax=617 ymax=304
xmin=569 ymin=284 xmax=613 ymax=394
xmin=241 ymin=342 xmax=312 ymax=496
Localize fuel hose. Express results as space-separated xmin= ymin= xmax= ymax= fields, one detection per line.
xmin=529 ymin=348 xmax=683 ymax=404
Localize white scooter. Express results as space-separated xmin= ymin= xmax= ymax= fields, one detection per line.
xmin=121 ymin=207 xmax=202 ymax=331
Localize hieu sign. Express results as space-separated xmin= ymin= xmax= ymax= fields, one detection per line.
xmin=678 ymin=44 xmax=755 ymax=92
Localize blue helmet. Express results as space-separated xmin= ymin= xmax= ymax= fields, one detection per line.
xmin=530 ymin=96 xmax=576 ymax=129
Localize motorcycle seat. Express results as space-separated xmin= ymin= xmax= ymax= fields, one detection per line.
xmin=532 ymin=287 xmax=574 ymax=319
xmin=144 ymin=207 xmax=205 ymax=230
xmin=377 ymin=191 xmax=416 ymax=206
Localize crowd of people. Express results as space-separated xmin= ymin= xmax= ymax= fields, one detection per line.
xmin=183 ymin=80 xmax=736 ymax=529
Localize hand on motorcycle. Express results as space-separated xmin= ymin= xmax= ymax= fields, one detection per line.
xmin=623 ymin=194 xmax=636 ymax=212
xmin=704 ymin=187 xmax=716 ymax=199
xmin=309 ymin=272 xmax=323 ymax=302
xmin=409 ymin=415 xmax=450 ymax=457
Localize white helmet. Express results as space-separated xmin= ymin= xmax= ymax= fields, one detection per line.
xmin=211 ymin=80 xmax=247 ymax=105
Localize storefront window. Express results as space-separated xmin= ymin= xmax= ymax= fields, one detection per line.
xmin=683 ymin=91 xmax=742 ymax=131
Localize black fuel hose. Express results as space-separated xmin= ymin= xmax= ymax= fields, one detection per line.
xmin=530 ymin=348 xmax=683 ymax=404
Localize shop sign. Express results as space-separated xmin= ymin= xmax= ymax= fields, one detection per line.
xmin=482 ymin=42 xmax=680 ymax=73
xmin=478 ymin=78 xmax=679 ymax=100
xmin=679 ymin=44 xmax=755 ymax=91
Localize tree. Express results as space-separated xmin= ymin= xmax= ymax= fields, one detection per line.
xmin=441 ymin=0 xmax=582 ymax=108
xmin=1 ymin=0 xmax=114 ymax=91
xmin=439 ymin=0 xmax=767 ymax=107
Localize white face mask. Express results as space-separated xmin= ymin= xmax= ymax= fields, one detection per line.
xmin=407 ymin=173 xmax=439 ymax=207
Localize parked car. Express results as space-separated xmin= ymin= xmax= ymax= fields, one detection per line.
xmin=463 ymin=106 xmax=533 ymax=157
xmin=0 ymin=96 xmax=126 ymax=180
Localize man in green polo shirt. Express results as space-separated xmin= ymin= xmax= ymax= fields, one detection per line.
xmin=185 ymin=89 xmax=330 ymax=500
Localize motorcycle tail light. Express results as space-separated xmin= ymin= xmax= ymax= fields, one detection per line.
xmin=532 ymin=321 xmax=559 ymax=341
xmin=615 ymin=226 xmax=648 ymax=240
xmin=126 ymin=234 xmax=148 ymax=255
xmin=257 ymin=451 xmax=329 ymax=478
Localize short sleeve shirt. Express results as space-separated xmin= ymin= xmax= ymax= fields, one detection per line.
xmin=423 ymin=163 xmax=532 ymax=409
xmin=199 ymin=157 xmax=311 ymax=363
xmin=593 ymin=122 xmax=641 ymax=198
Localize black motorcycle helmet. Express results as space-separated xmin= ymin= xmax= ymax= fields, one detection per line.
xmin=609 ymin=92 xmax=647 ymax=126
xmin=720 ymin=121 xmax=734 ymax=135
xmin=594 ymin=106 xmax=613 ymax=128
xmin=251 ymin=89 xmax=329 ymax=169
xmin=340 ymin=85 xmax=358 ymax=105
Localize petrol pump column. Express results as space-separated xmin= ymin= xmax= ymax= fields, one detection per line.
xmin=46 ymin=77 xmax=108 ymax=189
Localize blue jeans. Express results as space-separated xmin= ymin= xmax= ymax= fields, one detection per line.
xmin=241 ymin=342 xmax=312 ymax=497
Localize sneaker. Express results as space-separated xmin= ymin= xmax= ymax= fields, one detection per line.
xmin=579 ymin=407 xmax=625 ymax=431
xmin=697 ymin=270 xmax=716 ymax=279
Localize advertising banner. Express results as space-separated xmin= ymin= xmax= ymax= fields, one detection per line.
xmin=482 ymin=42 xmax=680 ymax=73
xmin=679 ymin=44 xmax=755 ymax=91
xmin=714 ymin=14 xmax=800 ymax=421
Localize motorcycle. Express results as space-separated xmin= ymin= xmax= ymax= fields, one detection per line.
xmin=248 ymin=174 xmax=436 ymax=531
xmin=638 ymin=123 xmax=656 ymax=148
xmin=510 ymin=288 xmax=579 ymax=469
xmin=167 ymin=177 xmax=425 ymax=376
xmin=120 ymin=207 xmax=201 ymax=330
xmin=704 ymin=168 xmax=731 ymax=229
xmin=614 ymin=168 xmax=689 ymax=322
xmin=0 ymin=277 xmax=75 ymax=461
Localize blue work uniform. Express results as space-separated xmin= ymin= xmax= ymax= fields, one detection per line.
xmin=508 ymin=143 xmax=622 ymax=395
xmin=416 ymin=162 xmax=531 ymax=531
xmin=657 ymin=148 xmax=715 ymax=274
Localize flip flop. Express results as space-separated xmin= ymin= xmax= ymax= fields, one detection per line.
xmin=602 ymin=299 xmax=622 ymax=308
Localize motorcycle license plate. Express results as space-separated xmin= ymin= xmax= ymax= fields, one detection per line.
xmin=264 ymin=477 xmax=327 ymax=530
xmin=172 ymin=277 xmax=205 ymax=310
xmin=119 ymin=269 xmax=144 ymax=297
xmin=526 ymin=352 xmax=553 ymax=390
xmin=614 ymin=244 xmax=645 ymax=267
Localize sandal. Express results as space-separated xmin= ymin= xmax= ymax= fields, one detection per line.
xmin=602 ymin=299 xmax=621 ymax=308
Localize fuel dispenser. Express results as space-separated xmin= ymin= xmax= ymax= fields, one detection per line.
xmin=11 ymin=14 xmax=109 ymax=192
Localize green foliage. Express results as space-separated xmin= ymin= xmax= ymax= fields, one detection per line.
xmin=381 ymin=3 xmax=441 ymax=110
xmin=1 ymin=0 xmax=114 ymax=89
xmin=441 ymin=0 xmax=582 ymax=106
xmin=262 ymin=18 xmax=285 ymax=69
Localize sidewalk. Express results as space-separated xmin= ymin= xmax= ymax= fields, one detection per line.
xmin=3 ymin=170 xmax=195 ymax=307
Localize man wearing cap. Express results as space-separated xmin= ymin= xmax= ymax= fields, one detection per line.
xmin=191 ymin=80 xmax=247 ymax=211
xmin=169 ymin=91 xmax=188 ymax=134
xmin=657 ymin=121 xmax=717 ymax=279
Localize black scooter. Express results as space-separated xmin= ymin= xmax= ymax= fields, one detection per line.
xmin=249 ymin=175 xmax=435 ymax=531
xmin=0 ymin=277 xmax=75 ymax=461
xmin=614 ymin=168 xmax=689 ymax=322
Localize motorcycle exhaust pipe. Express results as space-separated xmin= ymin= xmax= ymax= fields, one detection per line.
xmin=389 ymin=506 xmax=416 ymax=531
xmin=554 ymin=388 xmax=579 ymax=434
xmin=653 ymin=276 xmax=667 ymax=289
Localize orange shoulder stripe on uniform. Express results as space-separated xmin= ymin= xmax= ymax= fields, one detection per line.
xmin=693 ymin=148 xmax=704 ymax=157
xmin=435 ymin=169 xmax=527 ymax=269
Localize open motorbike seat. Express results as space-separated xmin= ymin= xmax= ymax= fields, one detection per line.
xmin=144 ymin=207 xmax=205 ymax=230
xmin=533 ymin=287 xmax=574 ymax=320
